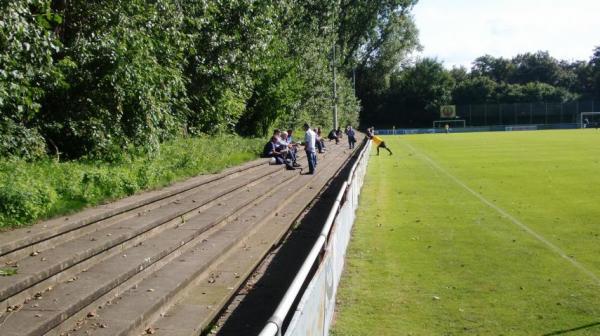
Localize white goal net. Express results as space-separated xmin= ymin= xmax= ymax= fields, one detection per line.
xmin=579 ymin=112 xmax=600 ymax=128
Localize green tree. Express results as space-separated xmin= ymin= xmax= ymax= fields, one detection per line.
xmin=1 ymin=0 xmax=367 ymax=160
xmin=453 ymin=77 xmax=497 ymax=104
xmin=509 ymin=51 xmax=561 ymax=86
xmin=377 ymin=58 xmax=453 ymax=127
xmin=471 ymin=55 xmax=514 ymax=83
xmin=589 ymin=46 xmax=600 ymax=99
xmin=0 ymin=0 xmax=62 ymax=159
xmin=40 ymin=0 xmax=190 ymax=158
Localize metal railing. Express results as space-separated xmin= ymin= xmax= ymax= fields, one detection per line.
xmin=259 ymin=139 xmax=371 ymax=336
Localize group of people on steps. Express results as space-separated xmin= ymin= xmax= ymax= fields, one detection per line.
xmin=263 ymin=124 xmax=390 ymax=175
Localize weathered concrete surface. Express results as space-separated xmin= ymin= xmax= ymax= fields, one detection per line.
xmin=0 ymin=136 xmax=363 ymax=336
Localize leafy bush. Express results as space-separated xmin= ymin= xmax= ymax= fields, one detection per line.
xmin=0 ymin=172 xmax=57 ymax=227
xmin=0 ymin=1 xmax=61 ymax=159
xmin=0 ymin=118 xmax=47 ymax=159
xmin=0 ymin=135 xmax=263 ymax=229
xmin=1 ymin=0 xmax=364 ymax=159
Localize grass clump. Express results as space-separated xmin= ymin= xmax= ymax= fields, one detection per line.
xmin=0 ymin=267 xmax=18 ymax=277
xmin=0 ymin=135 xmax=263 ymax=229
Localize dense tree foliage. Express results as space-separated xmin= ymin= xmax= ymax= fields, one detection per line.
xmin=347 ymin=0 xmax=421 ymax=127
xmin=5 ymin=0 xmax=423 ymax=159
xmin=360 ymin=47 xmax=600 ymax=128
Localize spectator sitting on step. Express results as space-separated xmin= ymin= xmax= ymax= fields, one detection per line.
xmin=327 ymin=128 xmax=339 ymax=144
xmin=280 ymin=131 xmax=301 ymax=167
xmin=317 ymin=128 xmax=326 ymax=150
xmin=315 ymin=128 xmax=325 ymax=153
xmin=263 ymin=136 xmax=296 ymax=170
xmin=287 ymin=129 xmax=302 ymax=159
xmin=286 ymin=129 xmax=297 ymax=145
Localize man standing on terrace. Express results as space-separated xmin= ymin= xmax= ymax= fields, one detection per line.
xmin=303 ymin=123 xmax=317 ymax=174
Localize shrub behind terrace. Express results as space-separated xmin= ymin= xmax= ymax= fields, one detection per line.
xmin=0 ymin=135 xmax=263 ymax=229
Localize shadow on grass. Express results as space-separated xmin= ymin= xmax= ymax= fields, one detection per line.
xmin=542 ymin=321 xmax=600 ymax=335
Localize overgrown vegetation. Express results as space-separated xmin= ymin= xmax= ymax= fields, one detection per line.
xmin=359 ymin=49 xmax=600 ymax=127
xmin=1 ymin=0 xmax=421 ymax=227
xmin=1 ymin=0 xmax=422 ymax=160
xmin=0 ymin=135 xmax=263 ymax=228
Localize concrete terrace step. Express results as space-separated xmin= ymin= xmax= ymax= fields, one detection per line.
xmin=0 ymin=137 xmax=361 ymax=336
xmin=0 ymin=159 xmax=268 ymax=258
xmin=0 ymin=165 xmax=298 ymax=336
xmin=147 ymin=147 xmax=354 ymax=336
xmin=61 ymin=146 xmax=353 ymax=336
xmin=0 ymin=163 xmax=281 ymax=309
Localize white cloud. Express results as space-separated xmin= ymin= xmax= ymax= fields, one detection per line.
xmin=412 ymin=0 xmax=600 ymax=68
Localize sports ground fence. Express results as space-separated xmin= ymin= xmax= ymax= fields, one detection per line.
xmin=259 ymin=139 xmax=372 ymax=336
xmin=376 ymin=100 xmax=600 ymax=135
xmin=457 ymin=100 xmax=599 ymax=126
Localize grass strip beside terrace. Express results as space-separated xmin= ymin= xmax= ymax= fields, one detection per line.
xmin=0 ymin=135 xmax=264 ymax=229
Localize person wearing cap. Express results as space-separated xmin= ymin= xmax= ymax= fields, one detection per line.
xmin=303 ymin=123 xmax=317 ymax=174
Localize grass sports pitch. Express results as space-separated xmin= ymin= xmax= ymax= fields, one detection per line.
xmin=331 ymin=129 xmax=600 ymax=336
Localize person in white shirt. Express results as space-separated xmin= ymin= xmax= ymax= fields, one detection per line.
xmin=303 ymin=123 xmax=317 ymax=174
xmin=280 ymin=131 xmax=300 ymax=167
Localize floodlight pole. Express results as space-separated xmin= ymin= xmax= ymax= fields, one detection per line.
xmin=333 ymin=43 xmax=338 ymax=130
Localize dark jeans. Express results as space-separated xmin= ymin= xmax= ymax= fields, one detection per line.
xmin=286 ymin=148 xmax=297 ymax=163
xmin=348 ymin=136 xmax=356 ymax=149
xmin=316 ymin=140 xmax=323 ymax=153
xmin=306 ymin=150 xmax=317 ymax=173
xmin=376 ymin=142 xmax=392 ymax=155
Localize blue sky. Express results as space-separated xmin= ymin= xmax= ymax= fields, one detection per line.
xmin=412 ymin=0 xmax=600 ymax=69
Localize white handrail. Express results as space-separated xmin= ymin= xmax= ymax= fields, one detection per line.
xmin=258 ymin=139 xmax=371 ymax=336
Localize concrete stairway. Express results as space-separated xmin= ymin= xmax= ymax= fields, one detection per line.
xmin=0 ymin=138 xmax=361 ymax=336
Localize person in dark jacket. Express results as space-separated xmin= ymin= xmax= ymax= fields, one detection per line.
xmin=346 ymin=125 xmax=356 ymax=149
xmin=263 ymin=136 xmax=296 ymax=170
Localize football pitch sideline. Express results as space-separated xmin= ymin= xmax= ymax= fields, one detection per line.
xmin=331 ymin=130 xmax=600 ymax=336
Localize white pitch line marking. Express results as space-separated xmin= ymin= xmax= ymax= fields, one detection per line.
xmin=403 ymin=141 xmax=600 ymax=286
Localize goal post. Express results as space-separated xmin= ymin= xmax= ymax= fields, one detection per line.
xmin=579 ymin=112 xmax=600 ymax=128
xmin=433 ymin=120 xmax=466 ymax=128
